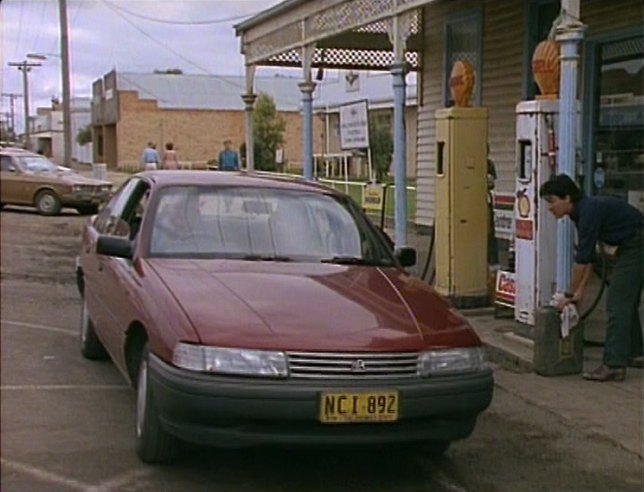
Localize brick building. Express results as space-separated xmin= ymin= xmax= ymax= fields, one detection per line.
xmin=91 ymin=71 xmax=312 ymax=170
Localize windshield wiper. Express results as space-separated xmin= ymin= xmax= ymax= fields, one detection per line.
xmin=239 ymin=254 xmax=294 ymax=262
xmin=320 ymin=256 xmax=387 ymax=266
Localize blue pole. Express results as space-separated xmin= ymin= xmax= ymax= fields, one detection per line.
xmin=299 ymin=81 xmax=316 ymax=181
xmin=555 ymin=27 xmax=584 ymax=292
xmin=391 ymin=63 xmax=407 ymax=248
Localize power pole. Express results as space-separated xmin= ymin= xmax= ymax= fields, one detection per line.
xmin=1 ymin=93 xmax=22 ymax=139
xmin=8 ymin=61 xmax=41 ymax=150
xmin=58 ymin=0 xmax=73 ymax=166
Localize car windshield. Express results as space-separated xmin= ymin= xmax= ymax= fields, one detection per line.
xmin=16 ymin=156 xmax=59 ymax=174
xmin=148 ymin=185 xmax=395 ymax=265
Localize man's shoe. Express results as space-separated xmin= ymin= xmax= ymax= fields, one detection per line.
xmin=627 ymin=356 xmax=643 ymax=369
xmin=582 ymin=364 xmax=626 ymax=382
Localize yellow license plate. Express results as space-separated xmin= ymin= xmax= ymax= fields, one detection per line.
xmin=319 ymin=391 xmax=399 ymax=423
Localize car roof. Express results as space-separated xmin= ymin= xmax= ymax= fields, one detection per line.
xmin=0 ymin=147 xmax=40 ymax=157
xmin=140 ymin=170 xmax=343 ymax=196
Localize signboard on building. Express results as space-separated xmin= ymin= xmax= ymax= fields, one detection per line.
xmin=339 ymin=100 xmax=369 ymax=150
xmin=362 ymin=183 xmax=385 ymax=212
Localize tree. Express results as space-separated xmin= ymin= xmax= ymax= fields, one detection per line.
xmin=76 ymin=124 xmax=92 ymax=145
xmin=253 ymin=93 xmax=285 ymax=171
xmin=369 ymin=116 xmax=393 ymax=182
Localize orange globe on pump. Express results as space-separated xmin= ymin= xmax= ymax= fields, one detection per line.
xmin=449 ymin=60 xmax=475 ymax=107
xmin=532 ymin=40 xmax=560 ymax=98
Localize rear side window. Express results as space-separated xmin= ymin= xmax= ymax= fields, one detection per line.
xmin=1 ymin=155 xmax=16 ymax=171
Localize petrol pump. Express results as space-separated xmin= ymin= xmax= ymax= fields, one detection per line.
xmin=514 ymin=99 xmax=559 ymax=328
xmin=434 ymin=61 xmax=488 ymax=308
xmin=514 ymin=97 xmax=584 ymax=375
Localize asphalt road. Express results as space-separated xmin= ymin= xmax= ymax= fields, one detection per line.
xmin=1 ymin=205 xmax=642 ymax=492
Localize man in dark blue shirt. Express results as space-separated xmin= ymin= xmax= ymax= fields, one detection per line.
xmin=540 ymin=174 xmax=643 ymax=382
xmin=218 ymin=139 xmax=240 ymax=171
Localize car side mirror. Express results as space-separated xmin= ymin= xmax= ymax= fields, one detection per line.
xmin=97 ymin=235 xmax=133 ymax=260
xmin=395 ymin=247 xmax=416 ymax=267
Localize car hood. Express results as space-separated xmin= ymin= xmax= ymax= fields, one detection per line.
xmin=33 ymin=169 xmax=111 ymax=186
xmin=147 ymin=259 xmax=479 ymax=352
xmin=58 ymin=171 xmax=111 ymax=186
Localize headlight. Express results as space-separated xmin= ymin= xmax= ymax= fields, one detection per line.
xmin=72 ymin=184 xmax=83 ymax=192
xmin=418 ymin=347 xmax=486 ymax=376
xmin=172 ymin=343 xmax=288 ymax=378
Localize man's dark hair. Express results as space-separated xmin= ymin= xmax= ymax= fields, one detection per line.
xmin=539 ymin=174 xmax=582 ymax=203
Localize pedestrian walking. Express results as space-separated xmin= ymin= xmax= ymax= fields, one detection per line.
xmin=539 ymin=174 xmax=643 ymax=382
xmin=218 ymin=139 xmax=240 ymax=171
xmin=140 ymin=142 xmax=160 ymax=171
xmin=161 ymin=142 xmax=179 ymax=170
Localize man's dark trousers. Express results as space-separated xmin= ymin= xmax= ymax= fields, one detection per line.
xmin=604 ymin=229 xmax=643 ymax=367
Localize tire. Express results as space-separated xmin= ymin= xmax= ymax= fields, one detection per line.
xmin=35 ymin=190 xmax=62 ymax=216
xmin=423 ymin=440 xmax=451 ymax=456
xmin=80 ymin=297 xmax=108 ymax=360
xmin=135 ymin=343 xmax=177 ymax=464
xmin=76 ymin=204 xmax=99 ymax=215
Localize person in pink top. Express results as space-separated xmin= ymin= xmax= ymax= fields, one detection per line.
xmin=162 ymin=142 xmax=179 ymax=170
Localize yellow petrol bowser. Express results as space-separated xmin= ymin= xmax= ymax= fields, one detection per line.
xmin=434 ymin=107 xmax=489 ymax=308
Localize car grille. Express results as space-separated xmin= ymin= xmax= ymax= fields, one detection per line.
xmin=74 ymin=184 xmax=111 ymax=194
xmin=287 ymin=352 xmax=420 ymax=380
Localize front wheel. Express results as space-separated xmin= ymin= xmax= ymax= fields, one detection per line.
xmin=424 ymin=440 xmax=450 ymax=456
xmin=136 ymin=343 xmax=177 ymax=463
xmin=80 ymin=298 xmax=108 ymax=359
xmin=76 ymin=204 xmax=99 ymax=215
xmin=35 ymin=190 xmax=62 ymax=216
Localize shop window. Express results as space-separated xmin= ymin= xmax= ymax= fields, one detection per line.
xmin=590 ymin=35 xmax=644 ymax=209
xmin=444 ymin=11 xmax=482 ymax=107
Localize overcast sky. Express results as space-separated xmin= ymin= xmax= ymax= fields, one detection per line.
xmin=1 ymin=0 xmax=284 ymax=132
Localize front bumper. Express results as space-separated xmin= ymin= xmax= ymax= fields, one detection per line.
xmin=61 ymin=191 xmax=111 ymax=206
xmin=149 ymin=353 xmax=494 ymax=447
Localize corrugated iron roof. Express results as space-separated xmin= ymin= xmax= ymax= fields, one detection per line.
xmin=116 ymin=72 xmax=302 ymax=111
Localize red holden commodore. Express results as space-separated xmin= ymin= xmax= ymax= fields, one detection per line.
xmin=76 ymin=170 xmax=493 ymax=463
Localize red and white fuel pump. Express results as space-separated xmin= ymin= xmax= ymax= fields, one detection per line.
xmin=514 ymin=99 xmax=560 ymax=327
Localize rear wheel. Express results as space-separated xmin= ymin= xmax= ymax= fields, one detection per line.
xmin=35 ymin=190 xmax=62 ymax=216
xmin=136 ymin=343 xmax=177 ymax=463
xmin=80 ymin=297 xmax=108 ymax=359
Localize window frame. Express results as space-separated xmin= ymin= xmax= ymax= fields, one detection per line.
xmin=522 ymin=0 xmax=560 ymax=100
xmin=442 ymin=9 xmax=483 ymax=108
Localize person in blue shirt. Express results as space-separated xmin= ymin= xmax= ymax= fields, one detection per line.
xmin=540 ymin=174 xmax=643 ymax=382
xmin=218 ymin=139 xmax=240 ymax=171
xmin=140 ymin=142 xmax=160 ymax=170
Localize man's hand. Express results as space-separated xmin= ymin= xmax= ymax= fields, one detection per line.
xmin=552 ymin=291 xmax=583 ymax=311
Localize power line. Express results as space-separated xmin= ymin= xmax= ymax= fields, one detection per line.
xmin=30 ymin=0 xmax=50 ymax=54
xmin=100 ymin=0 xmax=214 ymax=76
xmin=98 ymin=0 xmax=298 ymax=109
xmin=14 ymin=0 xmax=26 ymax=60
xmin=102 ymin=0 xmax=254 ymax=25
xmin=99 ymin=0 xmax=251 ymax=96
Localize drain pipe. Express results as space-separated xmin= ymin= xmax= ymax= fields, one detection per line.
xmin=554 ymin=0 xmax=586 ymax=293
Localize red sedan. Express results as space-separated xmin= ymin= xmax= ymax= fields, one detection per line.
xmin=76 ymin=171 xmax=493 ymax=463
